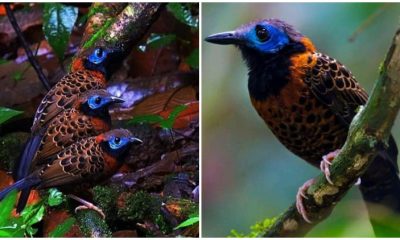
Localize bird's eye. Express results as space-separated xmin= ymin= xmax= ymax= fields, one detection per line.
xmin=96 ymin=48 xmax=103 ymax=58
xmin=255 ymin=25 xmax=270 ymax=42
xmin=88 ymin=95 xmax=104 ymax=109
xmin=88 ymin=47 xmax=107 ymax=64
xmin=109 ymin=136 xmax=127 ymax=150
xmin=95 ymin=97 xmax=101 ymax=104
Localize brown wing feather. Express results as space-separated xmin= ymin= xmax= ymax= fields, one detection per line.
xmin=31 ymin=70 xmax=106 ymax=133
xmin=305 ymin=53 xmax=368 ymax=125
xmin=37 ymin=137 xmax=105 ymax=188
xmin=32 ymin=108 xmax=98 ymax=168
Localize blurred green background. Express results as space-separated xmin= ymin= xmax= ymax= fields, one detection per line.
xmin=202 ymin=3 xmax=400 ymax=237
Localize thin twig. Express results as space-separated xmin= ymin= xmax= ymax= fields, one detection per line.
xmin=348 ymin=3 xmax=390 ymax=42
xmin=5 ymin=4 xmax=51 ymax=91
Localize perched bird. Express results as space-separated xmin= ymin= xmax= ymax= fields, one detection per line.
xmin=13 ymin=46 xmax=124 ymax=206
xmin=31 ymin=46 xmax=123 ymax=133
xmin=206 ymin=19 xmax=400 ymax=232
xmin=1 ymin=129 xmax=142 ymax=215
xmin=15 ymin=89 xmax=124 ymax=212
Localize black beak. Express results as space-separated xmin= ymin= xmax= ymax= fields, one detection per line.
xmin=205 ymin=31 xmax=242 ymax=45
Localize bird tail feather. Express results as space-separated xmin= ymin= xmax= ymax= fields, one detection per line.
xmin=360 ymin=135 xmax=400 ymax=236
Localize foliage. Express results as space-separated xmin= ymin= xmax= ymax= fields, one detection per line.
xmin=0 ymin=107 xmax=23 ymax=125
xmin=186 ymin=48 xmax=199 ymax=69
xmin=11 ymin=71 xmax=24 ymax=82
xmin=228 ymin=217 xmax=276 ymax=238
xmin=0 ymin=59 xmax=9 ymax=65
xmin=128 ymin=105 xmax=188 ymax=129
xmin=42 ymin=3 xmax=78 ymax=61
xmin=0 ymin=188 xmax=73 ymax=237
xmin=167 ymin=3 xmax=198 ymax=29
xmin=138 ymin=33 xmax=177 ymax=52
xmin=174 ymin=214 xmax=199 ymax=230
xmin=118 ymin=191 xmax=161 ymax=222
xmin=92 ymin=185 xmax=120 ymax=222
xmin=48 ymin=217 xmax=75 ymax=237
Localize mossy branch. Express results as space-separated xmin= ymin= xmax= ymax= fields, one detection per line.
xmin=73 ymin=3 xmax=162 ymax=64
xmin=263 ymin=27 xmax=400 ymax=237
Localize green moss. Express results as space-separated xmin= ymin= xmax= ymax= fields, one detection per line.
xmin=166 ymin=197 xmax=198 ymax=218
xmin=83 ymin=18 xmax=113 ymax=49
xmin=229 ymin=217 xmax=277 ymax=237
xmin=92 ymin=185 xmax=120 ymax=223
xmin=87 ymin=5 xmax=109 ymax=18
xmin=0 ymin=132 xmax=29 ymax=171
xmin=118 ymin=191 xmax=161 ymax=222
xmin=76 ymin=210 xmax=112 ymax=237
xmin=155 ymin=214 xmax=171 ymax=234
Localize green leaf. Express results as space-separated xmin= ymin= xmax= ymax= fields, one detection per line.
xmin=0 ymin=59 xmax=9 ymax=65
xmin=42 ymin=3 xmax=78 ymax=61
xmin=0 ymin=190 xmax=18 ymax=226
xmin=186 ymin=48 xmax=199 ymax=69
xmin=167 ymin=3 xmax=198 ymax=28
xmin=25 ymin=204 xmax=45 ymax=227
xmin=47 ymin=188 xmax=65 ymax=207
xmin=174 ymin=216 xmax=199 ymax=229
xmin=11 ymin=71 xmax=24 ymax=82
xmin=160 ymin=105 xmax=188 ymax=129
xmin=25 ymin=225 xmax=38 ymax=237
xmin=128 ymin=114 xmax=164 ymax=125
xmin=0 ymin=229 xmax=14 ymax=237
xmin=0 ymin=107 xmax=23 ymax=125
xmin=139 ymin=33 xmax=176 ymax=52
xmin=48 ymin=217 xmax=75 ymax=237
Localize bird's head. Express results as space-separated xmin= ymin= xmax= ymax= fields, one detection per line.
xmin=71 ymin=44 xmax=125 ymax=79
xmin=78 ymin=89 xmax=124 ymax=116
xmin=205 ymin=19 xmax=313 ymax=58
xmin=99 ymin=129 xmax=142 ymax=160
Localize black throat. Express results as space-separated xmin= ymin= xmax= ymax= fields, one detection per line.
xmin=240 ymin=41 xmax=306 ymax=101
xmin=80 ymin=103 xmax=112 ymax=125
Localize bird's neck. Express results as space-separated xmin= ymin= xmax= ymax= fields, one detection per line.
xmin=243 ymin=38 xmax=313 ymax=101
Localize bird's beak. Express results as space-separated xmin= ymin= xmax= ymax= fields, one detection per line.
xmin=205 ymin=31 xmax=242 ymax=45
xmin=130 ymin=137 xmax=143 ymax=145
xmin=110 ymin=96 xmax=125 ymax=103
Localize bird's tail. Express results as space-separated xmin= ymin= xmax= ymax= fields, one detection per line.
xmin=13 ymin=134 xmax=42 ymax=181
xmin=16 ymin=187 xmax=32 ymax=213
xmin=0 ymin=176 xmax=39 ymax=201
xmin=359 ymin=135 xmax=400 ymax=236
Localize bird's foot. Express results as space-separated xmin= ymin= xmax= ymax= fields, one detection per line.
xmin=67 ymin=194 xmax=105 ymax=219
xmin=320 ymin=149 xmax=341 ymax=185
xmin=296 ymin=178 xmax=316 ymax=223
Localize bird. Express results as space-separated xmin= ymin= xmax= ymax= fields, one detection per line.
xmin=31 ymin=46 xmax=124 ymax=134
xmin=1 ymin=129 xmax=142 ymax=216
xmin=206 ymin=19 xmax=400 ymax=233
xmin=13 ymin=46 xmax=124 ymax=207
xmin=15 ymin=89 xmax=124 ymax=212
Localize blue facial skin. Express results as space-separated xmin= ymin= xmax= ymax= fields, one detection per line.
xmin=88 ymin=48 xmax=108 ymax=64
xmin=242 ymin=23 xmax=289 ymax=54
xmin=108 ymin=136 xmax=130 ymax=150
xmin=87 ymin=95 xmax=112 ymax=110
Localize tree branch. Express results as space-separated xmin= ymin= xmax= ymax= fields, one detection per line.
xmin=263 ymin=27 xmax=400 ymax=237
xmin=5 ymin=3 xmax=51 ymax=91
xmin=72 ymin=3 xmax=163 ymax=66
